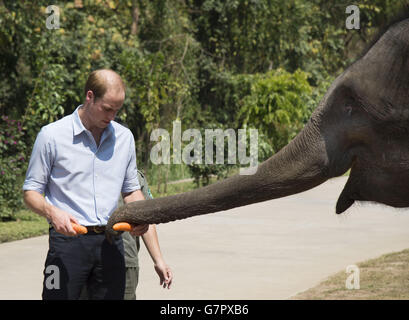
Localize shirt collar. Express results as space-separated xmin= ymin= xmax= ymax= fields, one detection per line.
xmin=72 ymin=105 xmax=115 ymax=139
xmin=72 ymin=105 xmax=87 ymax=137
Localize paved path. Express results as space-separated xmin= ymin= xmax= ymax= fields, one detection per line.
xmin=1 ymin=177 xmax=409 ymax=300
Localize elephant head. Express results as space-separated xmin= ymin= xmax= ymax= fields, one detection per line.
xmin=107 ymin=17 xmax=409 ymax=235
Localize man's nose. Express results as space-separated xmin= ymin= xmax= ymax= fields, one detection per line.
xmin=109 ymin=111 xmax=117 ymax=121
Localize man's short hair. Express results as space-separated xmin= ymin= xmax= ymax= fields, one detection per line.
xmin=84 ymin=69 xmax=125 ymax=101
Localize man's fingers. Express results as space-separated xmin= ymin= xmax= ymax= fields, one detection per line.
xmin=161 ymin=269 xmax=172 ymax=289
xmin=63 ymin=224 xmax=77 ymax=236
xmin=52 ymin=211 xmax=79 ymax=236
xmin=69 ymin=216 xmax=80 ymax=226
xmin=166 ymin=270 xmax=173 ymax=289
xmin=161 ymin=277 xmax=167 ymax=288
xmin=55 ymin=226 xmax=76 ymax=237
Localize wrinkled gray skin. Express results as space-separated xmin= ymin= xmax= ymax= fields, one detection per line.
xmin=107 ymin=18 xmax=409 ymax=237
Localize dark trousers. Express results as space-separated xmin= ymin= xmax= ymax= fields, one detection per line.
xmin=42 ymin=228 xmax=125 ymax=300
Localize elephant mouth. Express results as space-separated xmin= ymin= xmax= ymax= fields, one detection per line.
xmin=336 ymin=156 xmax=409 ymax=213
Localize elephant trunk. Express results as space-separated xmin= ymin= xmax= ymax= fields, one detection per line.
xmin=107 ymin=118 xmax=331 ymax=233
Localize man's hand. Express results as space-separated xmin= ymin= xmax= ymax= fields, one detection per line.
xmin=49 ymin=206 xmax=80 ymax=236
xmin=154 ymin=260 xmax=173 ymax=289
xmin=24 ymin=190 xmax=79 ymax=236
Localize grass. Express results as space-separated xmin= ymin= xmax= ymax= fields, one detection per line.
xmin=291 ymin=248 xmax=409 ymax=300
xmin=0 ymin=210 xmax=49 ymax=243
xmin=151 ymin=176 xmax=219 ymax=198
xmin=151 ymin=179 xmax=197 ymax=198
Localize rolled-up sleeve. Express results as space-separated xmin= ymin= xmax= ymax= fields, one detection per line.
xmin=23 ymin=127 xmax=54 ymax=194
xmin=121 ymin=133 xmax=140 ymax=193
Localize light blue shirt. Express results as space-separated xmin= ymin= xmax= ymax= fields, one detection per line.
xmin=23 ymin=105 xmax=140 ymax=226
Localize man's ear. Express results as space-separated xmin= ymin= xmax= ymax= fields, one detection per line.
xmin=85 ymin=90 xmax=94 ymax=103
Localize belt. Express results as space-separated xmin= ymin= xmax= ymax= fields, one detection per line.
xmin=85 ymin=225 xmax=106 ymax=234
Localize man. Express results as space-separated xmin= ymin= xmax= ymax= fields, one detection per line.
xmin=23 ymin=69 xmax=171 ymax=299
xmin=117 ymin=169 xmax=173 ymax=299
xmin=79 ymin=171 xmax=173 ymax=300
xmin=122 ymin=167 xmax=173 ymax=298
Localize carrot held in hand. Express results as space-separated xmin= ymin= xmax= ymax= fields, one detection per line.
xmin=113 ymin=222 xmax=133 ymax=232
xmin=71 ymin=223 xmax=88 ymax=235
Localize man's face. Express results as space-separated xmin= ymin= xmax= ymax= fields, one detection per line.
xmin=87 ymin=89 xmax=124 ymax=129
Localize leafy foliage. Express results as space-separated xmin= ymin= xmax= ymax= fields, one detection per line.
xmin=0 ymin=0 xmax=406 ymax=217
xmin=238 ymin=69 xmax=314 ymax=155
xmin=0 ymin=116 xmax=28 ymax=219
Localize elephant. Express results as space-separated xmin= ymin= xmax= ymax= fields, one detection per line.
xmin=107 ymin=16 xmax=409 ymax=236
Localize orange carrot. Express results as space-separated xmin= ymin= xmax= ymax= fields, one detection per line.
xmin=72 ymin=223 xmax=88 ymax=235
xmin=113 ymin=222 xmax=133 ymax=232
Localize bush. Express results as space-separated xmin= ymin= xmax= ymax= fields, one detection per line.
xmin=238 ymin=68 xmax=314 ymax=157
xmin=0 ymin=116 xmax=28 ymax=220
xmin=186 ymin=123 xmax=237 ymax=187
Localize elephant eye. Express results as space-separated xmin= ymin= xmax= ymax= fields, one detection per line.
xmin=345 ymin=105 xmax=353 ymax=116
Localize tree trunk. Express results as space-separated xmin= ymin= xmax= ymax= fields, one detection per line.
xmin=131 ymin=0 xmax=140 ymax=36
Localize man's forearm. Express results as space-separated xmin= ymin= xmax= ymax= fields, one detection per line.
xmin=23 ymin=190 xmax=54 ymax=220
xmin=24 ymin=191 xmax=80 ymax=236
xmin=142 ymin=225 xmax=167 ymax=265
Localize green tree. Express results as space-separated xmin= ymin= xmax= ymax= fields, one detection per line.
xmin=238 ymin=69 xmax=314 ymax=157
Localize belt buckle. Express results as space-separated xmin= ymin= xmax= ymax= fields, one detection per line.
xmin=92 ymin=226 xmax=104 ymax=234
